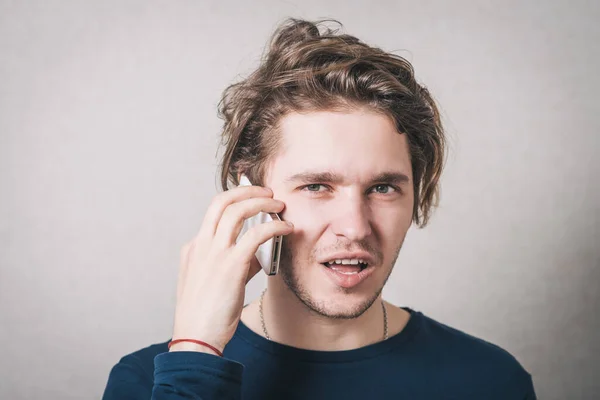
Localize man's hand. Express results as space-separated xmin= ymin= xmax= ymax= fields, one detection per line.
xmin=169 ymin=185 xmax=293 ymax=354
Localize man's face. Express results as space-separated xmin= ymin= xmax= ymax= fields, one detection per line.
xmin=264 ymin=108 xmax=414 ymax=319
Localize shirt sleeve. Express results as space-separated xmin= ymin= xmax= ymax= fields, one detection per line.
xmin=151 ymin=351 xmax=244 ymax=400
xmin=103 ymin=354 xmax=154 ymax=400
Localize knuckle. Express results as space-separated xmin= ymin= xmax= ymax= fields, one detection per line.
xmin=209 ymin=191 xmax=231 ymax=212
xmin=214 ymin=190 xmax=230 ymax=204
xmin=221 ymin=201 xmax=241 ymax=221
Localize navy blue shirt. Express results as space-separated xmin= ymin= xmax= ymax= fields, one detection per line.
xmin=103 ymin=307 xmax=536 ymax=399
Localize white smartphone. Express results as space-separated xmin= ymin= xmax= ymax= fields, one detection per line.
xmin=236 ymin=175 xmax=283 ymax=276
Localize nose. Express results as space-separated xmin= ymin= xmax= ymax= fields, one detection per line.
xmin=329 ymin=195 xmax=373 ymax=241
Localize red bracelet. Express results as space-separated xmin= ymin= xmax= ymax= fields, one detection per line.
xmin=168 ymin=339 xmax=224 ymax=357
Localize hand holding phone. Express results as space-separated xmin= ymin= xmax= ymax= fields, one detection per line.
xmin=170 ymin=180 xmax=293 ymax=354
xmin=236 ymin=175 xmax=283 ymax=276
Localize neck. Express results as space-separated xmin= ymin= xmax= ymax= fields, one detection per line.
xmin=259 ymin=280 xmax=387 ymax=351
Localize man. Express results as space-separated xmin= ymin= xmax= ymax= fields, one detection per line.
xmin=103 ymin=18 xmax=537 ymax=399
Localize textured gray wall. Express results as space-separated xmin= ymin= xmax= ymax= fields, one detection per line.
xmin=1 ymin=1 xmax=598 ymax=399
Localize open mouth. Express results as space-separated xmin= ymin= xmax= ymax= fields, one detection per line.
xmin=321 ymin=260 xmax=369 ymax=275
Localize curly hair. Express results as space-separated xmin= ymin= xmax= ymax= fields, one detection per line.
xmin=218 ymin=18 xmax=446 ymax=227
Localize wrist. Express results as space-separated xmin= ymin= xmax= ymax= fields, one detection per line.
xmin=168 ymin=338 xmax=224 ymax=356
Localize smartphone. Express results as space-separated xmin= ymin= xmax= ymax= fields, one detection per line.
xmin=236 ymin=175 xmax=282 ymax=276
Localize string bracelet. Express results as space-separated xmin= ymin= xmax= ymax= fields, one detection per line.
xmin=168 ymin=339 xmax=223 ymax=357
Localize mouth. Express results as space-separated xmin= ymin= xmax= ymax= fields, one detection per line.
xmin=320 ymin=259 xmax=375 ymax=288
xmin=321 ymin=260 xmax=369 ymax=274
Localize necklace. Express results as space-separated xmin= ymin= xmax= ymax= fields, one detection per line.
xmin=259 ymin=288 xmax=388 ymax=341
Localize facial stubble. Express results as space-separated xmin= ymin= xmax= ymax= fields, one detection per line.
xmin=278 ymin=237 xmax=403 ymax=320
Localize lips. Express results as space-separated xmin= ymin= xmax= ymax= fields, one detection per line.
xmin=318 ymin=252 xmax=376 ymax=266
xmin=315 ymin=251 xmax=378 ymax=288
xmin=323 ymin=261 xmax=368 ymax=273
xmin=320 ymin=262 xmax=375 ymax=289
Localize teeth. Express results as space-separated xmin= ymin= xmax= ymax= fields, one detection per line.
xmin=326 ymin=259 xmax=367 ymax=266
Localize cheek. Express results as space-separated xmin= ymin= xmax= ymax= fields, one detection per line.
xmin=279 ymin=197 xmax=324 ymax=228
xmin=278 ymin=198 xmax=324 ymax=251
xmin=371 ymin=204 xmax=413 ymax=244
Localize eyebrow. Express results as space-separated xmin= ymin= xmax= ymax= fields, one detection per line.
xmin=284 ymin=171 xmax=411 ymax=186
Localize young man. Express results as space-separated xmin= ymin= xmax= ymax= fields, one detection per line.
xmin=103 ymin=19 xmax=537 ymax=399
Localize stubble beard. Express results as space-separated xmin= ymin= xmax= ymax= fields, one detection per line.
xmin=278 ymin=238 xmax=402 ymax=320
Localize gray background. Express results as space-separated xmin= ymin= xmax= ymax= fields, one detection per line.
xmin=1 ymin=0 xmax=598 ymax=399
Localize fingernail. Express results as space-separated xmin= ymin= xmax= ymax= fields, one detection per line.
xmin=286 ymin=221 xmax=294 ymax=227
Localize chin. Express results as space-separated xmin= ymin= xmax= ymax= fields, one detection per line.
xmin=281 ymin=263 xmax=384 ymax=320
xmin=318 ymin=293 xmax=382 ymax=319
xmin=278 ymin=242 xmax=393 ymax=319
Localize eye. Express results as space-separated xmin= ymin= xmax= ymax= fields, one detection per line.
xmin=370 ymin=184 xmax=396 ymax=194
xmin=302 ymin=184 xmax=327 ymax=192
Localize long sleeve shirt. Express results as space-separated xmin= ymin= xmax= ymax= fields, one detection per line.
xmin=103 ymin=306 xmax=537 ymax=399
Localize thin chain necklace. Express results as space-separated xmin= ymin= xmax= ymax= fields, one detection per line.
xmin=259 ymin=288 xmax=388 ymax=341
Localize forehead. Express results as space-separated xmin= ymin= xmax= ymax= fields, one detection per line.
xmin=268 ymin=109 xmax=412 ymax=182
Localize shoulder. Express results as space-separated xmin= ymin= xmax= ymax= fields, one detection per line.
xmin=419 ymin=312 xmax=523 ymax=365
xmin=103 ymin=340 xmax=170 ymax=398
xmin=412 ymin=310 xmax=535 ymax=395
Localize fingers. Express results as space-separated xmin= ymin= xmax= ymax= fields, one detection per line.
xmin=214 ymin=196 xmax=286 ymax=246
xmin=199 ymin=186 xmax=273 ymax=239
xmin=173 ymin=184 xmax=293 ymax=350
xmin=232 ymin=220 xmax=293 ymax=267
